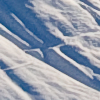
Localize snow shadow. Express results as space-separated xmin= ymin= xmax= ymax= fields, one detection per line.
xmin=80 ymin=0 xmax=100 ymax=11
xmin=0 ymin=1 xmax=42 ymax=48
xmin=0 ymin=60 xmax=45 ymax=100
xmin=42 ymin=49 xmax=100 ymax=91
xmin=0 ymin=0 xmax=62 ymax=48
xmin=5 ymin=69 xmax=45 ymax=100
xmin=60 ymin=45 xmax=100 ymax=75
xmin=0 ymin=29 xmax=30 ymax=50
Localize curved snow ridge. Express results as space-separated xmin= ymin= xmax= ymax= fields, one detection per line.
xmin=53 ymin=46 xmax=100 ymax=81
xmin=11 ymin=13 xmax=44 ymax=44
xmin=53 ymin=47 xmax=95 ymax=79
xmin=0 ymin=35 xmax=100 ymax=100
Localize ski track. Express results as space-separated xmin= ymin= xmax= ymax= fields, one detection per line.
xmin=0 ymin=0 xmax=100 ymax=99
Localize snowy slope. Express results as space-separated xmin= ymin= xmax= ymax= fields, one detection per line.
xmin=0 ymin=35 xmax=100 ymax=100
xmin=0 ymin=0 xmax=100 ymax=99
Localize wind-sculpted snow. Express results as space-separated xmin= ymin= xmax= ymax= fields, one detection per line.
xmin=0 ymin=0 xmax=100 ymax=99
xmin=0 ymin=35 xmax=100 ymax=100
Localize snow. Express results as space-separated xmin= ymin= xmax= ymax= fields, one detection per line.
xmin=11 ymin=13 xmax=44 ymax=44
xmin=0 ymin=0 xmax=100 ymax=99
xmin=53 ymin=46 xmax=94 ymax=79
xmin=0 ymin=35 xmax=100 ymax=100
xmin=24 ymin=48 xmax=44 ymax=58
xmin=0 ymin=24 xmax=30 ymax=47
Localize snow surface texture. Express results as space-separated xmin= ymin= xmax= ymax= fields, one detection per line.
xmin=0 ymin=0 xmax=100 ymax=99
